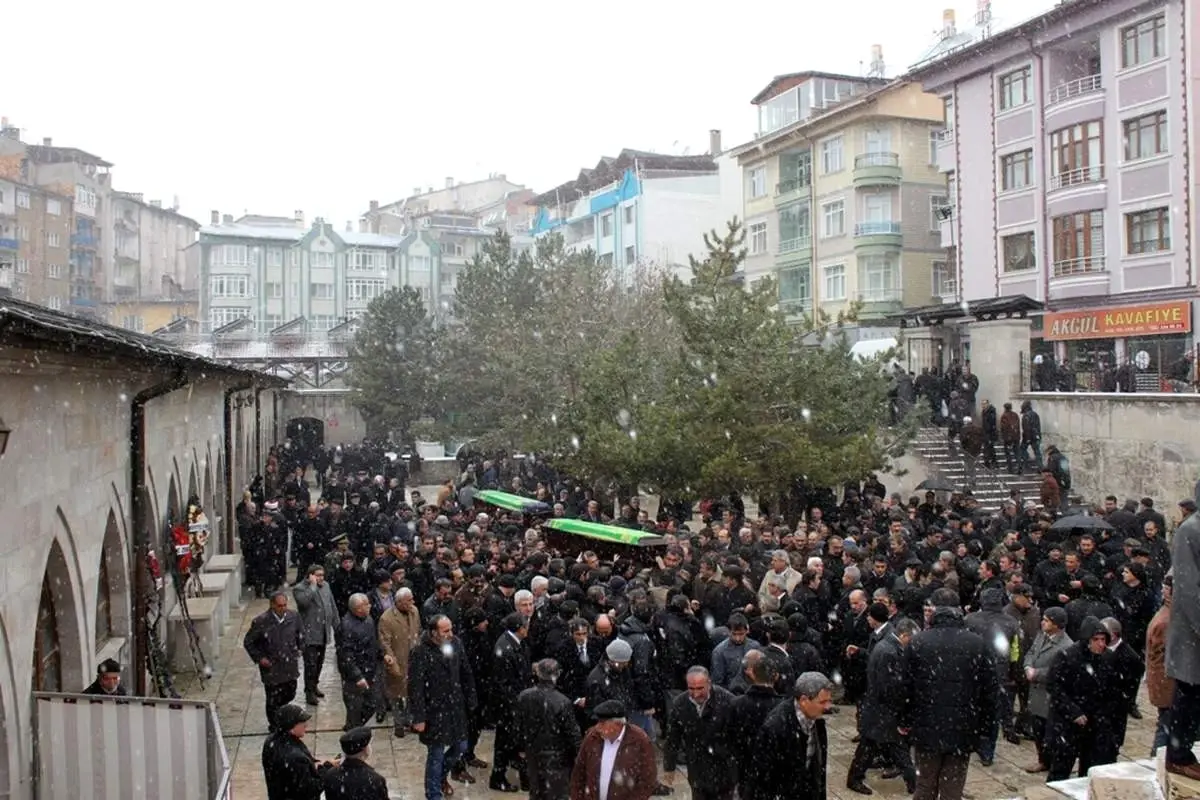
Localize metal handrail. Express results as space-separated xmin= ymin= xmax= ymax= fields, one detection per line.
xmin=776 ymin=177 xmax=811 ymax=195
xmin=1052 ymin=255 xmax=1107 ymax=277
xmin=1048 ymin=165 xmax=1104 ymax=190
xmin=1047 ymin=74 xmax=1103 ymax=105
xmin=854 ymin=221 xmax=902 ymax=236
xmin=855 ymin=152 xmax=900 ymax=168
xmin=778 ymin=236 xmax=812 ymax=254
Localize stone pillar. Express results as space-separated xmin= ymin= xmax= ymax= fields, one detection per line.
xmin=969 ymin=317 xmax=1032 ymax=408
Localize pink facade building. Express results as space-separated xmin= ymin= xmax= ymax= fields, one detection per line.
xmin=909 ymin=0 xmax=1198 ymax=374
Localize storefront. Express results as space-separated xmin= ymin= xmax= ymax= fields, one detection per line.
xmin=1042 ymin=300 xmax=1194 ymax=390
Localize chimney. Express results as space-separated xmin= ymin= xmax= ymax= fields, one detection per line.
xmin=869 ymin=45 xmax=885 ymax=78
xmin=149 ymin=199 xmax=162 ymax=209
xmin=413 ymin=186 xmax=422 ymax=196
xmin=708 ymin=129 xmax=722 ymax=156
xmin=172 ymin=195 xmax=180 ymax=211
xmin=211 ymin=210 xmax=220 ymax=225
xmin=42 ymin=137 xmax=52 ymax=147
xmin=446 ymin=177 xmax=454 ymax=189
xmin=359 ymin=219 xmax=368 ymax=233
xmin=294 ymin=209 xmax=305 ymax=227
xmin=346 ymin=220 xmax=353 ymax=232
xmin=497 ymin=174 xmax=506 ymax=181
xmin=369 ymin=200 xmax=379 ymax=213
xmin=426 ymin=187 xmax=433 ymax=195
xmin=222 ymin=214 xmax=233 ymax=225
xmin=942 ymin=8 xmax=956 ymax=38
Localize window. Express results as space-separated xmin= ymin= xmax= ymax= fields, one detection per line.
xmin=1121 ymin=15 xmax=1166 ymax=69
xmin=821 ymin=200 xmax=845 ymax=238
xmin=859 ymin=255 xmax=899 ymax=301
xmin=1000 ymin=150 xmax=1034 ymax=191
xmin=998 ymin=67 xmax=1032 ymax=110
xmin=930 ymin=196 xmax=948 ymax=230
xmin=748 ymin=167 xmax=767 ymax=198
xmin=265 ymin=281 xmax=283 ymax=299
xmin=311 ymin=251 xmax=334 ymax=268
xmin=625 ymin=245 xmax=636 ymax=265
xmin=864 ymin=128 xmax=891 ymax=154
xmin=33 ymin=575 xmax=62 ymax=692
xmin=624 ymin=205 xmax=635 ymax=225
xmin=1124 ymin=111 xmax=1168 ymax=160
xmin=95 ymin=552 xmax=113 ymax=644
xmin=598 ymin=253 xmax=613 ymax=267
xmin=47 ymin=296 xmax=63 ymax=311
xmin=748 ymin=222 xmax=768 ymax=255
xmin=290 ymin=249 xmax=300 ymax=267
xmin=820 ymin=137 xmax=844 ymax=174
xmin=211 ymin=244 xmax=251 ymax=267
xmin=1002 ymin=232 xmax=1037 ymax=273
xmin=17 ymin=225 xmax=28 ymax=241
xmin=943 ymin=96 xmax=955 ymax=131
xmin=347 ymin=278 xmax=386 ymax=301
xmin=210 ymin=307 xmax=249 ymax=328
xmin=932 ymin=261 xmax=957 ymax=297
xmin=822 ymin=264 xmax=846 ymax=300
xmin=210 ymin=275 xmax=250 ymax=298
xmin=310 ymin=282 xmax=335 ymax=300
xmin=929 ymin=129 xmax=942 ymax=164
xmin=121 ymin=315 xmax=144 ymax=332
xmin=47 ymin=233 xmax=61 ymax=248
xmin=441 ymin=240 xmax=465 ymax=257
xmin=16 ymin=191 xmax=30 ymax=209
xmin=310 ymin=315 xmax=337 ymax=331
xmin=1052 ymin=211 xmax=1105 ymax=274
xmin=600 ymin=213 xmax=614 ymax=237
xmin=289 ymin=282 xmax=299 ymax=298
xmin=47 ymin=264 xmax=62 ymax=279
xmin=46 ymin=198 xmax=61 ymax=216
xmin=267 ymin=248 xmax=283 ymax=267
xmin=778 ymin=266 xmax=810 ymax=305
xmin=409 ymin=255 xmax=431 ymax=273
xmin=1050 ymin=121 xmax=1103 ymax=187
xmin=262 ymin=314 xmax=284 ymax=331
xmin=1126 ymin=208 xmax=1170 ymax=253
xmin=15 ymin=259 xmax=28 ymax=274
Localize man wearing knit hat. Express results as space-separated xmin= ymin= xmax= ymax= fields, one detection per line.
xmin=583 ymin=640 xmax=636 ymax=723
xmin=323 ymin=726 xmax=389 ymax=798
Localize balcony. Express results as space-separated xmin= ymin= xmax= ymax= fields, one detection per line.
xmin=856 ymin=289 xmax=904 ymax=320
xmin=1049 ymin=165 xmax=1104 ymax=191
xmin=1052 ymin=255 xmax=1106 ymax=278
xmin=777 ymin=236 xmax=812 ymax=259
xmin=1047 ymin=74 xmax=1102 ymax=106
xmin=1045 ymin=73 xmax=1105 ymax=129
xmin=938 ymin=215 xmax=957 ymax=248
xmin=779 ymin=297 xmax=812 ymax=317
xmin=853 ymin=152 xmax=902 ymax=187
xmin=0 ymin=237 xmax=17 ymax=251
xmin=71 ymin=233 xmax=99 ymax=249
xmin=775 ymin=177 xmax=811 ymax=204
xmin=854 ymin=221 xmax=903 ymax=250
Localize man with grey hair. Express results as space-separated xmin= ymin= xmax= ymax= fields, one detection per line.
xmin=335 ymin=592 xmax=382 ymax=730
xmin=663 ymin=666 xmax=737 ymax=800
xmin=516 ymin=658 xmax=580 ymax=800
xmin=758 ymin=550 xmax=802 ymax=607
xmin=755 ymin=673 xmax=834 ymax=798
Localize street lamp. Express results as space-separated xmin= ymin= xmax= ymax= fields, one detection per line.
xmin=0 ymin=417 xmax=10 ymax=455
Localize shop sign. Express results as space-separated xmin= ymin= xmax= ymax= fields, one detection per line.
xmin=1043 ymin=300 xmax=1192 ymax=341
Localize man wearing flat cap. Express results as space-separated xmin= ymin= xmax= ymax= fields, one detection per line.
xmin=262 ymin=704 xmax=334 ymax=800
xmin=323 ymin=726 xmax=389 ymax=799
xmin=569 ymin=700 xmax=656 ymax=800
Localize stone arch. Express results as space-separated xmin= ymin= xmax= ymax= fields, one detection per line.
xmin=33 ymin=532 xmax=86 ymax=694
xmin=145 ymin=465 xmax=161 ymax=529
xmin=95 ymin=510 xmax=131 ymax=647
xmin=203 ymin=444 xmax=215 ymax=513
xmin=188 ymin=462 xmax=199 ymax=507
xmin=166 ymin=475 xmax=182 ymax=524
xmin=0 ymin=614 xmax=21 ymax=800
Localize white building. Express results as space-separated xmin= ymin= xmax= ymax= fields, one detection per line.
xmin=527 ymin=147 xmax=725 ymax=284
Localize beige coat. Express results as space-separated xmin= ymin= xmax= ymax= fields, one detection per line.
xmin=1146 ymin=604 xmax=1175 ymax=709
xmin=378 ymin=604 xmax=422 ymax=700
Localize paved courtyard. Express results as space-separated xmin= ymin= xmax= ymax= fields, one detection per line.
xmin=179 ymin=591 xmax=1159 ymax=800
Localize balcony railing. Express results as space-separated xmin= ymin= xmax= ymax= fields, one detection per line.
xmin=858 ymin=289 xmax=903 ymax=303
xmin=71 ymin=233 xmax=99 ymax=248
xmin=936 ymin=129 xmax=955 ymax=143
xmin=778 ymin=236 xmax=812 ymax=254
xmin=1052 ymin=255 xmax=1107 ymax=277
xmin=855 ymin=152 xmax=900 ymax=168
xmin=776 ymin=177 xmax=811 ymax=195
xmin=1048 ymin=165 xmax=1104 ymax=191
xmin=855 ymin=221 xmax=902 ymax=236
xmin=1046 ymin=74 xmax=1102 ymax=106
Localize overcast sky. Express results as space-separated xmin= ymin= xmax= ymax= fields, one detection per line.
xmin=4 ymin=0 xmax=1054 ymax=226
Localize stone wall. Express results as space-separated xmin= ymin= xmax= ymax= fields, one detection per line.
xmin=276 ymin=389 xmax=366 ymax=446
xmin=1018 ymin=391 xmax=1200 ymax=509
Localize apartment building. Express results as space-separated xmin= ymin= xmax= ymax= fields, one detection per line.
xmin=910 ymin=0 xmax=1196 ymax=373
xmin=0 ymin=177 xmax=74 ymax=309
xmin=528 ymin=148 xmax=723 ymax=285
xmin=197 ymin=212 xmax=475 ymax=332
xmin=729 ymin=70 xmax=946 ymax=330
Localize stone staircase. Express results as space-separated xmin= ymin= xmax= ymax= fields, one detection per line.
xmin=910 ymin=426 xmax=1043 ymax=512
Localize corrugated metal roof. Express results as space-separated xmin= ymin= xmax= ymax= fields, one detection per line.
xmin=0 ymin=295 xmax=284 ymax=382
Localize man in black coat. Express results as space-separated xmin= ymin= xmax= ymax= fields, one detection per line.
xmin=753 ymin=672 xmax=834 ymax=800
xmin=663 ymin=666 xmax=737 ymax=800
xmin=554 ymin=618 xmax=604 ymax=731
xmin=901 ymin=588 xmax=997 ymax=800
xmin=847 ymin=617 xmax=920 ymax=795
xmin=322 ymin=726 xmax=389 ymax=799
xmin=516 ymin=658 xmax=582 ymax=800
xmin=1102 ymin=617 xmax=1144 ymax=754
xmin=727 ymin=651 xmax=782 ymax=800
xmin=490 ymin=613 xmax=533 ymax=792
xmin=409 ymin=614 xmax=478 ymax=800
xmin=244 ymin=591 xmax=305 ymax=732
xmin=261 ymin=704 xmax=333 ymax=800
xmin=82 ymin=659 xmax=129 ymax=697
xmin=1046 ymin=616 xmax=1119 ymax=780
xmin=335 ymin=593 xmax=381 ymax=731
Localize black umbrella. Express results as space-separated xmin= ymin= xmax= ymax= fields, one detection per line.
xmin=915 ymin=478 xmax=956 ymax=492
xmin=1050 ymin=514 xmax=1114 ymax=533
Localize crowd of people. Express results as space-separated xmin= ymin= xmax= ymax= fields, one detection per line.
xmin=242 ymin=437 xmax=1200 ymax=800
